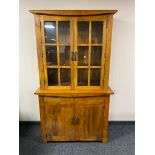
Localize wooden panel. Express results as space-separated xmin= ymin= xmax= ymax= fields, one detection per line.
xmin=44 ymin=97 xmax=75 ymax=141
xmin=34 ymin=15 xmax=45 ymax=88
xmin=102 ymin=96 xmax=110 ymax=144
xmin=103 ymin=15 xmax=113 ymax=88
xmin=74 ymin=97 xmax=104 ymax=140
xmin=38 ymin=96 xmax=47 ymax=143
xmin=30 ymin=10 xmax=118 ymax=16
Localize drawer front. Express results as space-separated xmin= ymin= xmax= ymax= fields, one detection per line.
xmin=44 ymin=97 xmax=75 ymax=141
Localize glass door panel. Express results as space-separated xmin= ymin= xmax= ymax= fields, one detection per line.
xmin=78 ymin=69 xmax=88 ymax=86
xmin=60 ymin=46 xmax=70 ymax=66
xmin=91 ymin=21 xmax=103 ymax=44
xmin=76 ymin=18 xmax=105 ymax=87
xmin=78 ymin=46 xmax=89 ymax=66
xmin=44 ymin=22 xmax=56 ymax=43
xmin=42 ymin=18 xmax=72 ymax=88
xmin=46 ymin=46 xmax=57 ymax=66
xmin=90 ymin=69 xmax=101 ymax=86
xmin=47 ymin=68 xmax=58 ymax=86
xmin=90 ymin=46 xmax=102 ymax=66
xmin=58 ymin=22 xmax=70 ymax=44
xmin=60 ymin=69 xmax=71 ymax=86
xmin=77 ymin=22 xmax=89 ymax=44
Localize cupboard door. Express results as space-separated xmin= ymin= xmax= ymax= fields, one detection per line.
xmin=74 ymin=16 xmax=107 ymax=88
xmin=44 ymin=97 xmax=75 ymax=141
xmin=41 ymin=16 xmax=74 ymax=88
xmin=74 ymin=97 xmax=104 ymax=140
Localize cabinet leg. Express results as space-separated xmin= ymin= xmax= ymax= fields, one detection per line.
xmin=102 ymin=131 xmax=108 ymax=144
xmin=39 ymin=96 xmax=47 ymax=144
xmin=41 ymin=137 xmax=47 ymax=144
xmin=102 ymin=96 xmax=110 ymax=144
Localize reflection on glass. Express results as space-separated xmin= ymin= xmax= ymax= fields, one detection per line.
xmin=44 ymin=22 xmax=56 ymax=43
xmin=47 ymin=68 xmax=58 ymax=86
xmin=78 ymin=69 xmax=88 ymax=86
xmin=78 ymin=22 xmax=89 ymax=44
xmin=78 ymin=46 xmax=88 ymax=66
xmin=46 ymin=46 xmax=57 ymax=66
xmin=91 ymin=21 xmax=103 ymax=44
xmin=60 ymin=46 xmax=70 ymax=66
xmin=90 ymin=69 xmax=101 ymax=86
xmin=58 ymin=22 xmax=70 ymax=44
xmin=60 ymin=69 xmax=71 ymax=86
xmin=91 ymin=46 xmax=102 ymax=66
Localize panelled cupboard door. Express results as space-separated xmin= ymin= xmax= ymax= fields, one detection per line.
xmin=74 ymin=16 xmax=107 ymax=89
xmin=44 ymin=97 xmax=75 ymax=141
xmin=40 ymin=16 xmax=74 ymax=89
xmin=74 ymin=97 xmax=104 ymax=140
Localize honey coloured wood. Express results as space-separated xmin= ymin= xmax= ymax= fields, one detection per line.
xmin=31 ymin=10 xmax=117 ymax=144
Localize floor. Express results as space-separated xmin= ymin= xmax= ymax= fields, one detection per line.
xmin=19 ymin=122 xmax=135 ymax=155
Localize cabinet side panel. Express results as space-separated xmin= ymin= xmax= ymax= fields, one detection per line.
xmin=39 ymin=96 xmax=47 ymax=143
xmin=103 ymin=15 xmax=113 ymax=88
xmin=102 ymin=95 xmax=110 ymax=143
xmin=34 ymin=15 xmax=45 ymax=88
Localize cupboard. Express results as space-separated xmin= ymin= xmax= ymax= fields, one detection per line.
xmin=30 ymin=10 xmax=117 ymax=143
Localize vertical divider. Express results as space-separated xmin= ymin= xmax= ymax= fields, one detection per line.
xmin=34 ymin=15 xmax=45 ymax=88
xmin=71 ymin=18 xmax=74 ymax=89
xmin=40 ymin=17 xmax=48 ymax=88
xmin=74 ymin=18 xmax=77 ymax=87
xmin=56 ymin=19 xmax=60 ymax=86
xmin=101 ymin=18 xmax=107 ymax=88
xmin=88 ymin=21 xmax=91 ymax=86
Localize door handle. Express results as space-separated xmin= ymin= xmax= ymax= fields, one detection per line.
xmin=71 ymin=116 xmax=79 ymax=125
xmin=72 ymin=52 xmax=77 ymax=61
xmin=75 ymin=116 xmax=79 ymax=124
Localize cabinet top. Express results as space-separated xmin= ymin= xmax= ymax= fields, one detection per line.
xmin=29 ymin=10 xmax=118 ymax=16
xmin=34 ymin=87 xmax=114 ymax=97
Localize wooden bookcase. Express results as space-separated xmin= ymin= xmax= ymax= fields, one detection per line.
xmin=30 ymin=10 xmax=117 ymax=143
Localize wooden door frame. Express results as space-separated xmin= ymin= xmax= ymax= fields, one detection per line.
xmin=40 ymin=15 xmax=74 ymax=89
xmin=73 ymin=15 xmax=107 ymax=90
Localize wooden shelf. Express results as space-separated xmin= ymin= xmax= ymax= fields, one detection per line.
xmin=34 ymin=87 xmax=114 ymax=97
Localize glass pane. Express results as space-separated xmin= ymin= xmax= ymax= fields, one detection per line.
xmin=44 ymin=22 xmax=56 ymax=43
xmin=46 ymin=46 xmax=57 ymax=66
xmin=60 ymin=46 xmax=70 ymax=66
xmin=78 ymin=69 xmax=88 ymax=86
xmin=78 ymin=22 xmax=89 ymax=44
xmin=58 ymin=22 xmax=70 ymax=44
xmin=78 ymin=46 xmax=88 ymax=66
xmin=91 ymin=21 xmax=103 ymax=44
xmin=91 ymin=46 xmax=102 ymax=66
xmin=47 ymin=68 xmax=58 ymax=86
xmin=90 ymin=69 xmax=101 ymax=86
xmin=60 ymin=69 xmax=71 ymax=86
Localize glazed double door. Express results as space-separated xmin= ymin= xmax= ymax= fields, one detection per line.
xmin=44 ymin=97 xmax=104 ymax=141
xmin=40 ymin=15 xmax=107 ymax=89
